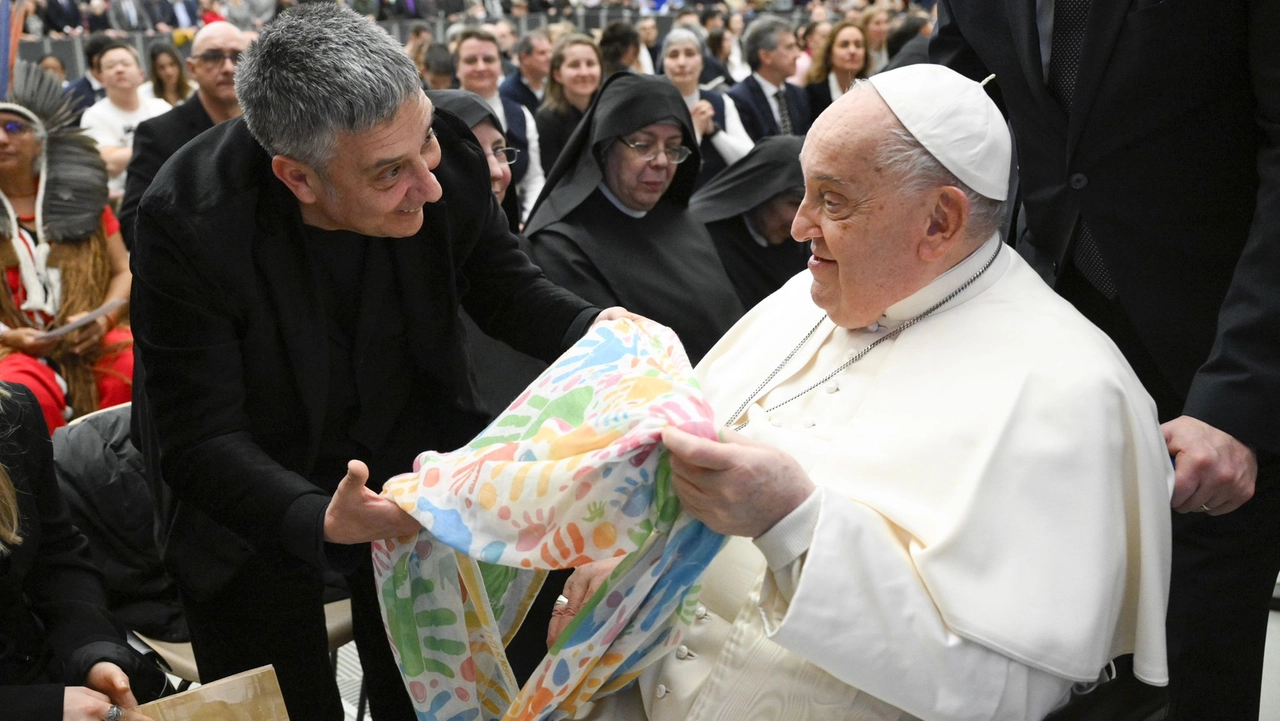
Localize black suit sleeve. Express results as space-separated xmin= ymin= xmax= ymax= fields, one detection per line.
xmin=1183 ymin=0 xmax=1280 ymax=455
xmin=119 ymin=117 xmax=167 ymax=250
xmin=728 ymin=88 xmax=764 ymax=142
xmin=130 ymin=204 xmax=332 ymax=566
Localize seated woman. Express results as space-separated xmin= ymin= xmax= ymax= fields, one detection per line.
xmin=524 ymin=73 xmax=744 ymax=364
xmin=0 ymin=382 xmax=165 ymax=720
xmin=804 ymin=20 xmax=870 ymax=120
xmin=660 ymin=28 xmax=754 ymax=190
xmin=688 ymin=136 xmax=810 ymax=311
xmin=138 ymin=44 xmax=194 ymax=108
xmin=534 ymin=34 xmax=600 ymax=176
xmin=0 ymin=64 xmax=133 ymax=433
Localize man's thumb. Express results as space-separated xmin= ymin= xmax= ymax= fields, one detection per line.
xmin=342 ymin=460 xmax=370 ymax=489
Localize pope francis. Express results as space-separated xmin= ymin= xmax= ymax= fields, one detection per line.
xmin=554 ymin=65 xmax=1174 ymax=720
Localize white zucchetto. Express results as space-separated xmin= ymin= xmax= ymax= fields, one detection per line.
xmin=868 ymin=64 xmax=1011 ymax=201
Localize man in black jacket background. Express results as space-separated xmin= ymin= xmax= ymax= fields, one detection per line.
xmin=130 ymin=6 xmax=625 ymax=721
xmin=931 ymin=2 xmax=1280 ymax=718
xmin=119 ymin=21 xmax=247 ymax=248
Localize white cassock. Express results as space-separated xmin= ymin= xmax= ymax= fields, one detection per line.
xmin=577 ymin=235 xmax=1173 ymax=721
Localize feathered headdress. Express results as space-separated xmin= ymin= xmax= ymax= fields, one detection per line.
xmin=0 ymin=61 xmax=109 ymax=244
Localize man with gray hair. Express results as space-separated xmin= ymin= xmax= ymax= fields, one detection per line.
xmin=727 ymin=16 xmax=810 ymax=141
xmin=556 ymin=65 xmax=1174 ymax=721
xmin=130 ymin=5 xmax=627 ymax=720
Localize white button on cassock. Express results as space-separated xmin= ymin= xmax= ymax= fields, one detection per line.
xmin=803 ymin=421 xmax=815 ymax=429
xmin=770 ymin=417 xmax=783 ymax=427
xmin=825 ymin=382 xmax=840 ymax=394
xmin=867 ymin=322 xmax=881 ymax=332
xmin=675 ymin=645 xmax=692 ymax=659
xmin=694 ymin=605 xmax=708 ymax=619
xmin=656 ymin=684 xmax=669 ymax=698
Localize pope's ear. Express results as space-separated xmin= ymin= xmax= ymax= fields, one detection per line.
xmin=271 ymin=155 xmax=323 ymax=206
xmin=920 ymin=185 xmax=970 ymax=261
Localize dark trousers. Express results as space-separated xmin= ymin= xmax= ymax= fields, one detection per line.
xmin=1166 ymin=459 xmax=1280 ymax=720
xmin=1059 ymin=264 xmax=1280 ymax=720
xmin=181 ymin=548 xmax=418 ymax=721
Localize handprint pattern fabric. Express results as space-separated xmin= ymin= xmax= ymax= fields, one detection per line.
xmin=373 ymin=318 xmax=726 ymax=721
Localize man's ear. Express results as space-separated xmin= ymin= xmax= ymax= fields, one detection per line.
xmin=271 ymin=155 xmax=322 ymax=205
xmin=919 ymin=185 xmax=970 ymax=262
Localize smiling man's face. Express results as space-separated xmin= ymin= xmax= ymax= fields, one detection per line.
xmin=299 ymin=93 xmax=444 ymax=238
xmin=790 ymin=88 xmax=938 ymax=329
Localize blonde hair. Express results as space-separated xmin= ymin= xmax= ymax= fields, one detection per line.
xmin=0 ymin=386 xmax=22 ymax=553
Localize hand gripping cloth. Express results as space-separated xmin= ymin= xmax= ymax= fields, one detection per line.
xmin=374 ymin=318 xmax=726 ymax=721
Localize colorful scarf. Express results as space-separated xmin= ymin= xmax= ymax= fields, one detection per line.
xmin=374 ymin=318 xmax=726 ymax=721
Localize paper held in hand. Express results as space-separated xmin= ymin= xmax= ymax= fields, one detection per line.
xmin=33 ymin=299 xmax=126 ymax=342
xmin=135 ymin=665 xmax=291 ymax=721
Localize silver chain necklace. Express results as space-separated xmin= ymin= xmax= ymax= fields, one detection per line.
xmin=726 ymin=242 xmax=1003 ymax=431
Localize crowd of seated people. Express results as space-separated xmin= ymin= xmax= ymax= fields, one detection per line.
xmin=2 ymin=2 xmax=1276 ymax=721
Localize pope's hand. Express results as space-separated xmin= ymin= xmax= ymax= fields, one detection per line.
xmin=1165 ymin=415 xmax=1257 ymax=515
xmin=593 ymin=307 xmax=652 ymax=326
xmin=662 ymin=426 xmax=816 ymax=538
xmin=546 ymin=555 xmax=624 ymax=648
xmin=323 ymin=460 xmax=422 ymax=544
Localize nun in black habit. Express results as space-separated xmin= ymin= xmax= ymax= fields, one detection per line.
xmin=523 ymin=73 xmax=743 ymax=364
xmin=688 ymin=136 xmax=812 ymax=311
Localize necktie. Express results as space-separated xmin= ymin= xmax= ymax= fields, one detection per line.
xmin=1047 ymin=0 xmax=1117 ymax=299
xmin=125 ymin=0 xmax=136 ymax=27
xmin=775 ymin=89 xmax=792 ymax=135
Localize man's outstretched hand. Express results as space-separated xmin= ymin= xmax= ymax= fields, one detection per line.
xmin=323 ymin=460 xmax=422 ymax=544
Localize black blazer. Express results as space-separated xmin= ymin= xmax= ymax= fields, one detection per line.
xmin=499 ymin=71 xmax=540 ymax=118
xmin=41 ymin=0 xmax=82 ymax=33
xmin=150 ymin=0 xmax=199 ymax=27
xmin=61 ymin=78 xmax=102 ymax=122
xmin=931 ymin=0 xmax=1280 ymax=454
xmin=130 ymin=111 xmax=597 ymax=599
xmin=804 ymin=76 xmax=833 ymax=121
xmin=119 ymin=95 xmax=214 ymax=249
xmin=0 ymin=385 xmax=163 ymax=720
xmin=727 ymin=75 xmax=811 ymax=141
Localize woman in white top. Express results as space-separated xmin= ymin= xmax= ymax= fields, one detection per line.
xmin=661 ymin=28 xmax=754 ymax=190
xmin=137 ymin=44 xmax=194 ymax=107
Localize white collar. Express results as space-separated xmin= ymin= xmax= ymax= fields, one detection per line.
xmin=482 ymin=92 xmax=507 ymax=129
xmin=880 ymin=233 xmax=1007 ymax=328
xmin=827 ymin=71 xmax=846 ymax=103
xmin=598 ymin=183 xmax=647 ymax=218
xmin=753 ymin=72 xmax=782 ymax=97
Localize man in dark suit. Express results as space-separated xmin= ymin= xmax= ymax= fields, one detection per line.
xmin=107 ymin=0 xmax=156 ymax=32
xmin=43 ymin=0 xmax=84 ymax=34
xmin=388 ymin=0 xmax=435 ymax=20
xmin=931 ymin=2 xmax=1280 ymax=718
xmin=151 ymin=0 xmax=200 ymax=30
xmin=130 ymin=6 xmax=623 ymax=721
xmin=119 ymin=21 xmax=247 ymax=247
xmin=499 ymin=29 xmax=550 ymax=117
xmin=728 ymin=15 xmax=811 ymax=141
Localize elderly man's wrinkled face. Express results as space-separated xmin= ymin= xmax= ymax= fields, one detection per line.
xmin=791 ymin=89 xmax=936 ymax=329
xmin=305 ymin=93 xmax=444 ymax=238
xmin=603 ymin=122 xmax=683 ymax=212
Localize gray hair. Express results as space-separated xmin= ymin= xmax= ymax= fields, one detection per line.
xmin=515 ymin=29 xmax=550 ymax=58
xmin=661 ymin=27 xmax=705 ymax=58
xmin=877 ymin=124 xmax=1008 ymax=242
xmin=742 ymin=16 xmax=791 ymax=72
xmin=236 ymin=4 xmax=422 ymax=173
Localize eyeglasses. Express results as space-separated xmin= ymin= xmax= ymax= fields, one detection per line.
xmin=195 ymin=50 xmax=242 ymax=66
xmin=0 ymin=120 xmax=32 ymax=136
xmin=488 ymin=147 xmax=520 ymax=165
xmin=617 ymin=136 xmax=692 ymax=165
